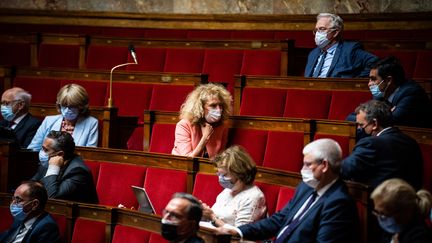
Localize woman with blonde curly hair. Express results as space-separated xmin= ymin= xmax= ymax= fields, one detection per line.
xmin=371 ymin=178 xmax=432 ymax=243
xmin=172 ymin=83 xmax=232 ymax=158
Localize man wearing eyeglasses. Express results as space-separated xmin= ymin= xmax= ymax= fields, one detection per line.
xmin=0 ymin=180 xmax=60 ymax=243
xmin=304 ymin=13 xmax=378 ymax=78
xmin=341 ymin=100 xmax=423 ymax=190
xmin=0 ymin=87 xmax=41 ymax=147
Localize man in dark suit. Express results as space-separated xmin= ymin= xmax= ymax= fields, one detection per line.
xmin=341 ymin=100 xmax=423 ymax=190
xmin=32 ymin=130 xmax=98 ymax=204
xmin=0 ymin=180 xmax=60 ymax=243
xmin=304 ymin=13 xmax=378 ymax=78
xmin=0 ymin=87 xmax=41 ymax=147
xmin=215 ymin=138 xmax=359 ymax=243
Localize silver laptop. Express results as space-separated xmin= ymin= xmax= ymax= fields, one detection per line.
xmin=131 ymin=185 xmax=156 ymax=214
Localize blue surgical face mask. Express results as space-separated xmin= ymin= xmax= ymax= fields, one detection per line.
xmin=377 ymin=215 xmax=402 ymax=234
xmin=61 ymin=106 xmax=79 ymax=121
xmin=315 ymin=31 xmax=331 ymax=49
xmin=1 ymin=105 xmax=16 ymax=122
xmin=10 ymin=202 xmax=31 ymax=221
xmin=39 ymin=150 xmax=50 ymax=167
xmin=369 ymin=80 xmax=385 ymax=99
xmin=218 ymin=174 xmax=235 ymax=189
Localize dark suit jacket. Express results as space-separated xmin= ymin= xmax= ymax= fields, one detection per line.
xmin=380 ymin=218 xmax=432 ymax=243
xmin=238 ymin=179 xmax=359 ymax=243
xmin=305 ymin=41 xmax=378 ymax=78
xmin=0 ymin=212 xmax=60 ymax=243
xmin=32 ymin=155 xmax=98 ymax=204
xmin=341 ymin=127 xmax=423 ymax=189
xmin=0 ymin=113 xmax=41 ymax=147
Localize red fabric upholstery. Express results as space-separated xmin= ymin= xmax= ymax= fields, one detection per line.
xmin=149 ymin=233 xmax=168 ymax=243
xmin=0 ymin=42 xmax=31 ymax=66
xmin=144 ymin=167 xmax=188 ymax=215
xmin=112 ymin=225 xmax=151 ymax=243
xmin=127 ymin=126 xmax=144 ymax=151
xmin=192 ymin=173 xmax=222 ymax=206
xmin=86 ymin=45 xmax=128 ymax=70
xmin=420 ymin=144 xmax=432 ymax=192
xmin=255 ymin=182 xmax=281 ymax=216
xmin=230 ymin=30 xmax=275 ymax=40
xmin=13 ymin=77 xmax=61 ymax=104
xmin=240 ymin=50 xmax=281 ymax=76
xmin=96 ymin=163 xmax=147 ymax=208
xmin=414 ymin=50 xmax=432 ymax=78
xmin=84 ymin=160 xmax=100 ymax=185
xmin=228 ymin=128 xmax=268 ymax=166
xmin=38 ymin=44 xmax=80 ymax=68
xmin=202 ymin=49 xmax=243 ymax=92
xmin=370 ymin=50 xmax=418 ymax=79
xmin=126 ymin=48 xmax=166 ymax=72
xmin=50 ymin=214 xmax=67 ymax=242
xmin=60 ymin=80 xmax=108 ymax=106
xmin=163 ymin=48 xmax=204 ymax=73
xmin=284 ymin=89 xmax=332 ymax=119
xmin=274 ymin=31 xmax=315 ymax=48
xmin=71 ymin=218 xmax=106 ymax=243
xmin=111 ymin=83 xmax=153 ymax=123
xmin=276 ymin=186 xmax=296 ymax=212
xmin=313 ymin=133 xmax=350 ymax=159
xmin=263 ymin=131 xmax=304 ymax=172
xmin=149 ymin=123 xmax=176 ymax=154
xmin=187 ymin=30 xmax=231 ymax=40
xmin=0 ymin=207 xmax=13 ymax=232
xmin=239 ymin=87 xmax=286 ymax=117
xmin=149 ymin=85 xmax=194 ymax=112
xmin=328 ymin=91 xmax=371 ymax=120
xmin=144 ymin=29 xmax=188 ymax=39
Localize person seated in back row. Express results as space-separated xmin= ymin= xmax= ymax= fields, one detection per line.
xmin=305 ymin=13 xmax=378 ymax=78
xmin=201 ymin=145 xmax=266 ymax=227
xmin=172 ymin=83 xmax=232 ymax=159
xmin=27 ymin=83 xmax=98 ymax=151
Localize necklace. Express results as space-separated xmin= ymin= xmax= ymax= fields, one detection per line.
xmin=61 ymin=120 xmax=75 ymax=134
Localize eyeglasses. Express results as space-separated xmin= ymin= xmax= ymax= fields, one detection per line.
xmin=1 ymin=100 xmax=21 ymax=106
xmin=312 ymin=27 xmax=336 ymax=35
xmin=372 ymin=209 xmax=391 ymax=220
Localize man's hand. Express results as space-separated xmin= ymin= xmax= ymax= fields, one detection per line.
xmin=49 ymin=155 xmax=65 ymax=167
xmin=213 ymin=226 xmax=239 ymax=237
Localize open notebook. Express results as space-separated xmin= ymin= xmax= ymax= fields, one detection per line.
xmin=131 ymin=185 xmax=156 ymax=214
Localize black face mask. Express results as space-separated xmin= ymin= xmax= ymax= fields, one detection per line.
xmin=356 ymin=127 xmax=372 ymax=142
xmin=161 ymin=222 xmax=178 ymax=241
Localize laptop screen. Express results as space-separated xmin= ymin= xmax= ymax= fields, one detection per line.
xmin=131 ymin=185 xmax=156 ymax=214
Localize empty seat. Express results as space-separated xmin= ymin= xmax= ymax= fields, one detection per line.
xmin=163 ymin=48 xmax=205 ymax=73
xmin=0 ymin=34 xmax=36 ymax=66
xmin=148 ymin=123 xmax=176 ymax=154
xmin=86 ymin=45 xmax=128 ymax=70
xmin=38 ymin=44 xmax=81 ymax=69
xmin=60 ymin=80 xmax=108 ymax=107
xmin=111 ymin=83 xmax=153 ymax=123
xmin=240 ymin=50 xmax=281 ymax=76
xmin=371 ymin=50 xmax=418 ymax=79
xmin=192 ymin=173 xmax=222 ymax=206
xmin=149 ymin=85 xmax=194 ymax=112
xmin=126 ymin=48 xmax=166 ymax=72
xmin=71 ymin=218 xmax=106 ymax=243
xmin=263 ymin=131 xmax=304 ymax=172
xmin=239 ymin=88 xmax=286 ymax=117
xmin=284 ymin=89 xmax=332 ymax=119
xmin=127 ymin=126 xmax=145 ymax=151
xmin=255 ymin=182 xmax=281 ymax=216
xmin=96 ymin=163 xmax=147 ymax=208
xmin=228 ymin=128 xmax=268 ymax=166
xmin=112 ymin=225 xmax=151 ymax=243
xmin=414 ymin=50 xmax=432 ymax=78
xmin=275 ymin=186 xmax=296 ymax=212
xmin=84 ymin=160 xmax=101 ymax=185
xmin=328 ymin=91 xmax=371 ymax=120
xmin=13 ymin=77 xmax=61 ymax=104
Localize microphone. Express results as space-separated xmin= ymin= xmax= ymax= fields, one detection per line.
xmin=108 ymin=46 xmax=139 ymax=107
xmin=129 ymin=44 xmax=138 ymax=64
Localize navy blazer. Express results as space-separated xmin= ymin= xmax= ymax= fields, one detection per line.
xmin=0 ymin=113 xmax=41 ymax=147
xmin=304 ymin=41 xmax=378 ymax=78
xmin=32 ymin=155 xmax=99 ymax=204
xmin=341 ymin=127 xmax=423 ymax=190
xmin=0 ymin=212 xmax=60 ymax=243
xmin=239 ymin=179 xmax=359 ymax=243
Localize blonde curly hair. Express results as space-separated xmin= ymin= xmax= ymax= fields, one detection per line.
xmin=179 ymin=83 xmax=232 ymax=124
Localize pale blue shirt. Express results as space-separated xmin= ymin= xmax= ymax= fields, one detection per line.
xmin=315 ymin=43 xmax=339 ymax=78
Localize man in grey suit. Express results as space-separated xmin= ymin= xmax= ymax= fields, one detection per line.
xmin=32 ymin=130 xmax=98 ymax=204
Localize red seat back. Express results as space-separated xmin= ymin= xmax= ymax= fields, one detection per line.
xmin=276 ymin=186 xmax=296 ymax=212
xmin=0 ymin=42 xmax=31 ymax=66
xmin=71 ymin=218 xmax=106 ymax=243
xmin=86 ymin=45 xmax=128 ymax=70
xmin=84 ymin=160 xmax=101 ymax=185
xmin=192 ymin=173 xmax=222 ymax=206
xmin=149 ymin=123 xmax=176 ymax=154
xmin=228 ymin=128 xmax=268 ymax=166
xmin=38 ymin=44 xmax=80 ymax=68
xmin=163 ymin=48 xmax=204 ymax=73
xmin=371 ymin=50 xmax=418 ymax=79
xmin=60 ymin=80 xmax=108 ymax=107
xmin=149 ymin=233 xmax=168 ymax=243
xmin=284 ymin=89 xmax=332 ymax=119
xmin=149 ymin=85 xmax=194 ymax=112
xmin=240 ymin=50 xmax=281 ymax=76
xmin=255 ymin=182 xmax=280 ymax=216
xmin=314 ymin=133 xmax=350 ymax=159
xmin=127 ymin=126 xmax=144 ymax=151
xmin=328 ymin=91 xmax=371 ymax=120
xmin=239 ymin=88 xmax=286 ymax=117
xmin=111 ymin=83 xmax=153 ymax=123
xmin=263 ymin=131 xmax=304 ymax=172
xmin=50 ymin=214 xmax=68 ymax=242
xmin=126 ymin=48 xmax=166 ymax=72
xmin=14 ymin=77 xmax=61 ymax=104
xmin=112 ymin=225 xmax=151 ymax=243
xmin=414 ymin=50 xmax=432 ymax=78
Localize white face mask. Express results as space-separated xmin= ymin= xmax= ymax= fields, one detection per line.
xmin=315 ymin=31 xmax=331 ymax=49
xmin=205 ymin=108 xmax=222 ymax=123
xmin=301 ymin=168 xmax=320 ymax=189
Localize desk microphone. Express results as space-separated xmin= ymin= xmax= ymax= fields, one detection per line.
xmin=129 ymin=44 xmax=138 ymax=64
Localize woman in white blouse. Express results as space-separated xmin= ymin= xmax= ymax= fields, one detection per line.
xmin=201 ymin=145 xmax=267 ymax=227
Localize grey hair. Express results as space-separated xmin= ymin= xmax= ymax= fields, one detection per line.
xmin=317 ymin=13 xmax=344 ymax=31
xmin=14 ymin=89 xmax=32 ymax=108
xmin=303 ymin=138 xmax=342 ymax=173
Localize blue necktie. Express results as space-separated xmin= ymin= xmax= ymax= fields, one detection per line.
xmin=313 ymin=52 xmax=327 ymax=77
xmin=274 ymin=191 xmax=318 ymax=243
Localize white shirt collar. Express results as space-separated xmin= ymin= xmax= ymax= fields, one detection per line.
xmin=376 ymin=127 xmax=392 ymax=136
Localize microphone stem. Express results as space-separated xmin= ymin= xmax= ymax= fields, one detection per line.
xmin=108 ymin=62 xmax=138 ymax=107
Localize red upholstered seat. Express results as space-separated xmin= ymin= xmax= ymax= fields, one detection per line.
xmin=127 ymin=127 xmax=144 ymax=151
xmin=163 ymin=48 xmax=205 ymax=73
xmin=328 ymin=91 xmax=371 ymax=120
xmin=202 ymin=49 xmax=243 ymax=92
xmin=0 ymin=42 xmax=31 ymax=66
xmin=263 ymin=131 xmax=304 ymax=172
xmin=255 ymin=182 xmax=281 ymax=216
xmin=71 ymin=218 xmax=106 ymax=243
xmin=144 ymin=29 xmax=188 ymax=39
xmin=414 ymin=50 xmax=432 ymax=78
xmin=50 ymin=214 xmax=68 ymax=242
xmin=187 ymin=30 xmax=231 ymax=40
xmin=60 ymin=80 xmax=108 ymax=107
xmin=13 ymin=77 xmax=61 ymax=104
xmin=228 ymin=128 xmax=268 ymax=166
xmin=149 ymin=85 xmax=194 ymax=112
xmin=38 ymin=44 xmax=80 ymax=68
xmin=86 ymin=45 xmax=128 ymax=70
xmin=144 ymin=167 xmax=188 ymax=215
xmin=126 ymin=48 xmax=166 ymax=72
xmin=112 ymin=225 xmax=151 ymax=243
xmin=149 ymin=123 xmax=176 ymax=154
xmin=420 ymin=144 xmax=432 ymax=192
xmin=0 ymin=207 xmax=13 ymax=232
xmin=192 ymin=173 xmax=222 ymax=206
xmin=111 ymin=83 xmax=153 ymax=123
xmin=276 ymin=186 xmax=296 ymax=212
xmin=84 ymin=160 xmax=101 ymax=185
xmin=149 ymin=233 xmax=168 ymax=243
xmin=230 ymin=30 xmax=275 ymax=40
xmin=313 ymin=133 xmax=350 ymax=159
xmin=371 ymin=50 xmax=418 ymax=79
xmin=274 ymin=31 xmax=315 ymax=48
xmin=96 ymin=163 xmax=147 ymax=208
xmin=240 ymin=50 xmax=281 ymax=76
xmin=284 ymin=89 xmax=332 ymax=119
xmin=239 ymin=88 xmax=286 ymax=117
